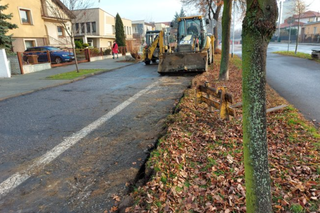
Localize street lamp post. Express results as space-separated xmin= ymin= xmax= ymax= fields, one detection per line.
xmin=287 ymin=17 xmax=294 ymax=52
xmin=278 ymin=0 xmax=285 ymax=42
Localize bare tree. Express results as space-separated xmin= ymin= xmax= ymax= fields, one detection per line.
xmin=43 ymin=0 xmax=79 ymax=72
xmin=293 ymin=0 xmax=306 ymax=54
xmin=60 ymin=0 xmax=94 ymax=10
xmin=219 ymin=0 xmax=232 ymax=80
xmin=242 ymin=0 xmax=278 ymax=211
xmin=43 ymin=0 xmax=96 ymax=72
xmin=219 ymin=0 xmax=246 ymax=80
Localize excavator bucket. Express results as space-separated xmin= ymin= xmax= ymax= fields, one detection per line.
xmin=158 ymin=51 xmax=208 ymax=74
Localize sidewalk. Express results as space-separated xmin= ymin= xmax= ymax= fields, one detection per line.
xmin=0 ymin=55 xmax=135 ymax=101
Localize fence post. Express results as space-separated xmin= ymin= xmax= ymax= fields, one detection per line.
xmin=17 ymin=52 xmax=24 ymax=75
xmin=219 ymin=86 xmax=229 ymax=120
xmin=46 ymin=51 xmax=51 ymax=64
xmin=205 ymin=82 xmax=214 ymax=112
xmin=85 ymin=49 xmax=91 ymax=62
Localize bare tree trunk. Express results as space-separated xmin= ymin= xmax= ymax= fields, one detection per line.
xmin=242 ymin=0 xmax=278 ymax=212
xmin=213 ymin=5 xmax=222 ymax=51
xmin=295 ymin=16 xmax=300 ymax=54
xmin=219 ymin=0 xmax=232 ymax=80
xmin=70 ymin=34 xmax=79 ymax=73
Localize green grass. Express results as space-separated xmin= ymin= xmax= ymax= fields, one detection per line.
xmin=274 ymin=51 xmax=320 ymax=63
xmin=46 ymin=69 xmax=105 ymax=80
xmin=230 ymin=55 xmax=242 ymax=69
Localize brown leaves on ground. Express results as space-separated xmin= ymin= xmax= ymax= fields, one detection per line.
xmin=131 ymin=55 xmax=320 ymax=212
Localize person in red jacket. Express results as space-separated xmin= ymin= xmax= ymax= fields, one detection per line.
xmin=112 ymin=41 xmax=118 ymax=59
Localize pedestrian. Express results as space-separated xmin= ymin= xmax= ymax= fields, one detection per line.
xmin=112 ymin=41 xmax=118 ymax=59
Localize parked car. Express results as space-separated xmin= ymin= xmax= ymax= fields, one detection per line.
xmin=23 ymin=46 xmax=75 ymax=64
xmin=311 ymin=49 xmax=320 ymax=60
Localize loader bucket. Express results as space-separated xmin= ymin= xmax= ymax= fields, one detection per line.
xmin=158 ymin=52 xmax=208 ymax=74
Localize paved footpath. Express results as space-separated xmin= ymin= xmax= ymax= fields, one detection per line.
xmin=0 ymin=55 xmax=134 ymax=101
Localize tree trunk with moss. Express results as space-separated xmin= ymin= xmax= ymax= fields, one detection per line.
xmin=242 ymin=0 xmax=278 ymax=212
xmin=219 ymin=0 xmax=232 ymax=80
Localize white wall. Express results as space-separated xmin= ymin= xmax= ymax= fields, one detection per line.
xmin=0 ymin=49 xmax=11 ymax=78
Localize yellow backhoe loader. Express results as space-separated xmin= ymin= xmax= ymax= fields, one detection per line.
xmin=141 ymin=30 xmax=169 ymax=65
xmin=158 ymin=16 xmax=214 ymax=74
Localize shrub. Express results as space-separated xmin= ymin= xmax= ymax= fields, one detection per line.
xmin=90 ymin=48 xmax=100 ymax=56
xmin=83 ymin=43 xmax=89 ymax=48
xmin=75 ymin=40 xmax=83 ymax=49
xmin=104 ymin=49 xmax=111 ymax=55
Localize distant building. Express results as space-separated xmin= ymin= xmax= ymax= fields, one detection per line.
xmin=302 ymin=21 xmax=320 ymax=43
xmin=279 ymin=10 xmax=320 ymax=43
xmin=72 ymin=8 xmax=133 ymax=49
xmin=281 ymin=0 xmax=295 ymax=24
xmin=132 ymin=20 xmax=154 ymax=50
xmin=293 ymin=11 xmax=320 ymax=23
xmin=3 ymin=0 xmax=74 ymax=52
xmin=154 ymin=22 xmax=170 ymax=31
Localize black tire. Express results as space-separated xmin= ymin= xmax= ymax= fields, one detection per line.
xmin=151 ymin=59 xmax=157 ymax=63
xmin=145 ymin=60 xmax=151 ymax=65
xmin=55 ymin=57 xmax=62 ymax=64
xmin=208 ymin=46 xmax=213 ymax=65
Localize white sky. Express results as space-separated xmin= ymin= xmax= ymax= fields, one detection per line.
xmin=94 ymin=0 xmax=320 ymax=23
xmin=95 ymin=0 xmax=182 ymax=22
xmin=306 ymin=0 xmax=320 ymax=12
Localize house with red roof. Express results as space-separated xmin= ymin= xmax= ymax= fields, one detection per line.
xmin=278 ymin=10 xmax=320 ymax=43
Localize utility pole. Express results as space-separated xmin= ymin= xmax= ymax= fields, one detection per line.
xmin=277 ymin=0 xmax=285 ymax=42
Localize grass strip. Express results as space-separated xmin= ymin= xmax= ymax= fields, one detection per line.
xmin=274 ymin=51 xmax=320 ymax=63
xmin=46 ymin=69 xmax=105 ymax=80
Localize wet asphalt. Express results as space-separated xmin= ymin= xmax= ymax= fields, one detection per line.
xmin=0 ymin=62 xmax=192 ymax=212
xmin=266 ymin=53 xmax=320 ymax=125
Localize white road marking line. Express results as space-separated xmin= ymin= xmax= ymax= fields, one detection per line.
xmin=0 ymin=81 xmax=159 ymax=200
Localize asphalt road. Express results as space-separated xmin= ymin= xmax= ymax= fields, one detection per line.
xmin=0 ymin=63 xmax=192 ymax=212
xmin=266 ymin=53 xmax=320 ymax=124
xmin=233 ymin=43 xmax=320 ymax=125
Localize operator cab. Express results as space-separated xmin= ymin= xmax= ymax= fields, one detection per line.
xmin=177 ymin=16 xmax=206 ymax=52
xmin=145 ymin=30 xmax=161 ymax=47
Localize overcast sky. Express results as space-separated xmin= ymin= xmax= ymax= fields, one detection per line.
xmin=95 ymin=0 xmax=182 ymax=22
xmin=94 ymin=0 xmax=320 ymax=22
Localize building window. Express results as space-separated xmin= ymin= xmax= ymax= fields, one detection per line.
xmin=92 ymin=22 xmax=96 ymax=33
xmin=86 ymin=22 xmax=91 ymax=33
xmin=75 ymin=23 xmax=79 ymax=34
xmin=19 ymin=9 xmax=32 ymax=24
xmin=314 ymin=27 xmax=317 ymax=34
xmin=81 ymin=23 xmax=85 ymax=34
xmin=112 ymin=25 xmax=115 ymax=34
xmin=57 ymin=26 xmax=65 ymax=37
xmin=24 ymin=40 xmax=36 ymax=49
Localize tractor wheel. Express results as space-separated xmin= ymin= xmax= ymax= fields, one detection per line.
xmin=145 ymin=60 xmax=151 ymax=65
